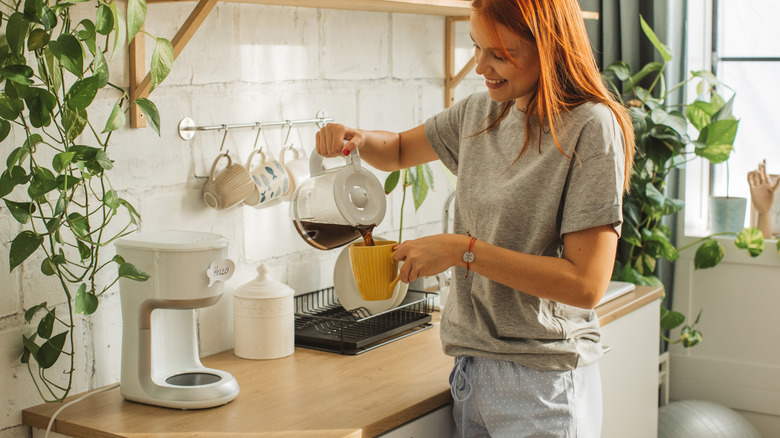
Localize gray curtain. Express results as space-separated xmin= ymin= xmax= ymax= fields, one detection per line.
xmin=581 ymin=0 xmax=687 ymax=321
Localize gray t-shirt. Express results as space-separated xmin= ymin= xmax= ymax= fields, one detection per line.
xmin=424 ymin=92 xmax=625 ymax=370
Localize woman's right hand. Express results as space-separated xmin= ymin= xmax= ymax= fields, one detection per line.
xmin=315 ymin=123 xmax=366 ymax=158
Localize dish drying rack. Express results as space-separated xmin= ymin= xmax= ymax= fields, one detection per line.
xmin=294 ymin=287 xmax=436 ymax=355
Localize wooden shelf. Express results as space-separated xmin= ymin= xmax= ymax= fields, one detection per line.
xmin=129 ymin=1 xmax=596 ymax=127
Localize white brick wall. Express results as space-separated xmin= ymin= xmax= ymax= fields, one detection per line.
xmin=0 ymin=3 xmax=483 ymax=433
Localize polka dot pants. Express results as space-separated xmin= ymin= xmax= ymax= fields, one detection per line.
xmin=449 ymin=356 xmax=602 ymax=438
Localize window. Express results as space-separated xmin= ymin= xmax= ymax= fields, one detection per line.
xmin=684 ymin=0 xmax=780 ymax=235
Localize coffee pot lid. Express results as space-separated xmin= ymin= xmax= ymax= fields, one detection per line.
xmin=234 ymin=264 xmax=294 ymax=299
xmin=333 ymin=154 xmax=386 ymax=227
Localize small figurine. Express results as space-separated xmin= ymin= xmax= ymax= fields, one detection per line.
xmin=747 ymin=159 xmax=779 ymax=238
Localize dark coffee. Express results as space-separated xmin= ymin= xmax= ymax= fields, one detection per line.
xmin=294 ymin=221 xmax=376 ymax=250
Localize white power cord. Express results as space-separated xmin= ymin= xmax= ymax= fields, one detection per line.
xmin=45 ymin=383 xmax=120 ymax=438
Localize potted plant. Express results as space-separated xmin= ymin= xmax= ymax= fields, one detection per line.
xmin=1 ymin=0 xmax=173 ymax=402
xmin=603 ymin=17 xmax=774 ymax=348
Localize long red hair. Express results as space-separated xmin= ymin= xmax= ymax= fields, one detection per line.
xmin=471 ymin=0 xmax=636 ymax=192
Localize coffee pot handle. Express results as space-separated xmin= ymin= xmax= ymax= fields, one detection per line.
xmin=309 ymin=149 xmax=361 ymax=177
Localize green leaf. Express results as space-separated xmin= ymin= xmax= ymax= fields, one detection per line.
xmin=422 ymin=163 xmax=435 ymax=191
xmin=650 ymin=108 xmax=687 ymax=136
xmin=4 ymin=200 xmax=35 ymax=224
xmin=37 ymin=309 xmax=55 ymax=339
xmin=49 ymin=34 xmax=84 ymax=78
xmin=24 ymin=303 xmax=47 ymax=323
xmin=21 ymin=334 xmax=38 ymax=364
xmin=695 ymin=119 xmax=739 ymax=163
xmin=0 ymin=65 xmax=34 ymax=85
xmin=92 ymin=50 xmax=109 ymax=88
xmin=686 ymin=100 xmax=716 ymax=131
xmin=76 ymin=19 xmax=97 ymax=55
xmin=0 ymin=119 xmax=10 ymax=141
xmin=95 ymin=4 xmax=114 ymax=35
xmin=384 ymin=170 xmax=400 ymax=194
xmin=62 ymin=107 xmax=88 ymax=140
xmin=27 ymin=28 xmax=50 ymax=50
xmin=108 ymin=3 xmax=127 ymax=61
xmin=40 ymin=256 xmax=57 ymax=276
xmin=28 ymin=167 xmax=59 ymax=198
xmin=36 ymin=331 xmax=67 ymax=369
xmin=680 ymin=325 xmax=703 ymax=348
xmin=150 ymin=37 xmax=174 ymax=92
xmin=102 ymin=99 xmax=126 ymax=133
xmin=694 ymin=239 xmax=725 ymax=270
xmin=9 ymin=230 xmax=43 ymax=271
xmin=734 ymin=227 xmax=764 ymax=257
xmin=118 ymin=262 xmax=150 ymax=281
xmin=104 ymin=189 xmax=119 ymax=210
xmin=0 ymin=93 xmax=25 ymax=120
xmin=68 ymin=212 xmax=90 ymax=238
xmin=52 ymin=151 xmax=76 ymax=174
xmin=23 ymin=0 xmax=43 ymax=21
xmin=25 ymin=88 xmax=57 ymax=128
xmin=75 ymin=284 xmax=99 ymax=315
xmin=41 ymin=6 xmax=57 ymax=31
xmin=712 ymin=95 xmax=735 ymax=122
xmin=134 ymin=97 xmax=160 ymax=135
xmin=77 ymin=239 xmax=91 ymax=260
xmin=119 ymin=198 xmax=141 ymax=224
xmin=660 ymin=306 xmax=685 ymax=331
xmin=412 ymin=165 xmax=429 ymax=210
xmin=6 ymin=13 xmax=30 ymax=56
xmin=95 ymin=150 xmax=114 ymax=170
xmin=127 ymin=0 xmax=147 ymax=45
xmin=42 ymin=48 xmax=62 ymax=92
xmin=604 ymin=61 xmax=632 ymax=82
xmin=639 ymin=15 xmax=672 ymax=62
xmin=65 ymin=76 xmax=100 ymax=110
xmin=777 ymin=239 xmax=780 ymax=255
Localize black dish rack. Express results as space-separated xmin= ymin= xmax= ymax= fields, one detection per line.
xmin=294 ymin=287 xmax=436 ymax=355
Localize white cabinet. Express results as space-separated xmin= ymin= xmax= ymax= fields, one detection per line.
xmin=378 ymin=405 xmax=454 ymax=438
xmin=599 ymin=299 xmax=660 ymax=438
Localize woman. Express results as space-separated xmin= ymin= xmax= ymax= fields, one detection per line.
xmin=316 ymin=0 xmax=636 ymax=436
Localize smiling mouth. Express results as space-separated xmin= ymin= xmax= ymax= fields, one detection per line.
xmin=485 ymin=78 xmax=506 ymax=84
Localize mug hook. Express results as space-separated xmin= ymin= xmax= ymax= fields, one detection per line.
xmin=283 ymin=120 xmax=294 ymax=146
xmin=252 ymin=123 xmax=263 ymax=151
xmin=219 ymin=125 xmax=230 ymax=153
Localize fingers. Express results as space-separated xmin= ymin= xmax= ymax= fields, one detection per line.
xmin=315 ymin=123 xmax=362 ymax=157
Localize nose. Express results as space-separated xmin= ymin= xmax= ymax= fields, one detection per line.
xmin=474 ymin=50 xmax=490 ymax=76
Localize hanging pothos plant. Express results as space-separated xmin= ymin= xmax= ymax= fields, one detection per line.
xmin=1 ymin=0 xmax=173 ymax=402
xmin=384 ymin=164 xmax=435 ymax=243
xmin=603 ymin=17 xmax=776 ymax=349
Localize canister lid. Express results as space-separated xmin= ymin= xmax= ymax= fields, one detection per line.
xmin=234 ymin=264 xmax=295 ymax=299
xmin=114 ymin=230 xmax=229 ymax=251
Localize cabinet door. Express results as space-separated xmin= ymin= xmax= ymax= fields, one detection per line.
xmin=599 ymin=300 xmax=660 ymax=438
xmin=378 ymin=404 xmax=454 ymax=438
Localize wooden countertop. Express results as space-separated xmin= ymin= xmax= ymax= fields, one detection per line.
xmin=23 ymin=285 xmax=662 ymax=438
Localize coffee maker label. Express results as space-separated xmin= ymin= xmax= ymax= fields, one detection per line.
xmin=207 ymin=259 xmax=235 ymax=286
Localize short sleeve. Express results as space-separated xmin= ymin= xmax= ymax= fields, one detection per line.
xmin=560 ymin=109 xmax=626 ymax=238
xmin=424 ymin=96 xmax=471 ymax=174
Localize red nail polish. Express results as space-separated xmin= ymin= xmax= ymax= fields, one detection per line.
xmin=343 ymin=148 xmax=351 ymax=156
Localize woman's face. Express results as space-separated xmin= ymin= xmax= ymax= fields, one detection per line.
xmin=470 ymin=13 xmax=540 ymax=111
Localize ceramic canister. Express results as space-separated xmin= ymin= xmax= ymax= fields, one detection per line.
xmin=233 ymin=264 xmax=295 ymax=360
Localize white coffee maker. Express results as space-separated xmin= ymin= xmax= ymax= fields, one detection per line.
xmin=115 ymin=230 xmax=239 ymax=409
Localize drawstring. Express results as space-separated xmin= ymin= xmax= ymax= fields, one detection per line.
xmin=451 ymin=356 xmax=473 ymax=437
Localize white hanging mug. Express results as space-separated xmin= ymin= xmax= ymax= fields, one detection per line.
xmin=280 ymin=145 xmax=309 ymax=202
xmin=243 ymin=149 xmax=292 ymax=208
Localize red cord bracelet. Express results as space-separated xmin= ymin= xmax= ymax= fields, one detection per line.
xmin=464 ymin=232 xmax=476 ymax=278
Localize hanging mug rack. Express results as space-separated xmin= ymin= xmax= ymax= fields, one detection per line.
xmin=178 ymin=110 xmax=334 ymax=141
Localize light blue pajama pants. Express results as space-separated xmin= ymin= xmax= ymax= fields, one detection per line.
xmin=449 ymin=356 xmax=602 ymax=438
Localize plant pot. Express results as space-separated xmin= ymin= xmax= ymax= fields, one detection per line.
xmin=709 ymin=196 xmax=748 ymax=233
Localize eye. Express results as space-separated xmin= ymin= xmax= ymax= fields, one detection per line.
xmin=492 ymin=53 xmax=505 ymax=61
xmin=472 ymin=43 xmax=481 ymax=51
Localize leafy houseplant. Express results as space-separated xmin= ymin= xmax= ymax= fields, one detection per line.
xmin=603 ymin=17 xmax=776 ymax=349
xmin=1 ymin=0 xmax=173 ymax=402
xmin=383 ymin=164 xmax=435 ymax=243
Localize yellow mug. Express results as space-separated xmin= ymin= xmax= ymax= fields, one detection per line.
xmin=349 ymin=241 xmax=402 ymax=301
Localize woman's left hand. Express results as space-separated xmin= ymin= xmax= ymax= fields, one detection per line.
xmin=392 ymin=234 xmax=464 ymax=283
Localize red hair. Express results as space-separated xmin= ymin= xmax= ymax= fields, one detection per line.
xmin=471 ymin=0 xmax=636 ymax=192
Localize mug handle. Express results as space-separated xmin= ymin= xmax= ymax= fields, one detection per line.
xmin=210 ymin=153 xmax=232 ymax=182
xmin=245 ymin=149 xmax=266 ymax=169
xmin=387 ymin=260 xmax=404 ymax=295
xmin=280 ymin=145 xmax=300 ymax=165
